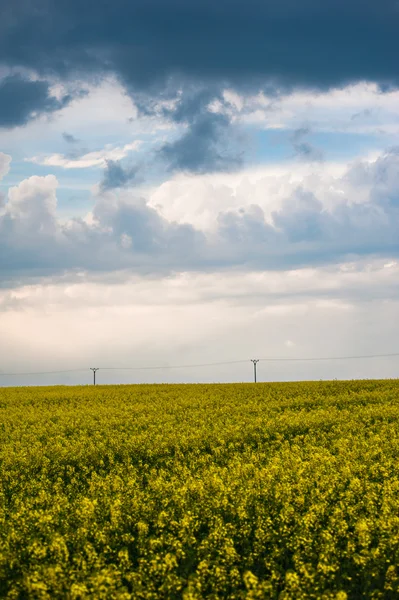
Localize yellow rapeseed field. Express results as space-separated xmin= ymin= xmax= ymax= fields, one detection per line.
xmin=1 ymin=380 xmax=399 ymax=599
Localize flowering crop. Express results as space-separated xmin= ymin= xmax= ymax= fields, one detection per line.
xmin=1 ymin=380 xmax=399 ymax=598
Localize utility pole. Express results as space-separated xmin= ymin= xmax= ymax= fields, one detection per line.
xmin=90 ymin=368 xmax=99 ymax=386
xmin=251 ymin=359 xmax=259 ymax=383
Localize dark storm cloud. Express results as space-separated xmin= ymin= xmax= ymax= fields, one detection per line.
xmin=1 ymin=0 xmax=398 ymax=171
xmin=160 ymin=111 xmax=242 ymax=173
xmin=0 ymin=74 xmax=71 ymax=128
xmin=118 ymin=88 xmax=244 ymax=174
xmin=1 ymin=0 xmax=399 ymax=92
xmin=158 ymin=88 xmax=243 ymax=173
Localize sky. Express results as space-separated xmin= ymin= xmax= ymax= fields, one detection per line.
xmin=1 ymin=0 xmax=399 ymax=386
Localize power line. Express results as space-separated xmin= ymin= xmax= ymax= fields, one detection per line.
xmin=0 ymin=360 xmax=248 ymax=377
xmin=258 ymin=352 xmax=399 ymax=362
xmin=100 ymin=359 xmax=249 ymax=371
xmin=0 ymin=368 xmax=89 ymax=377
xmin=92 ymin=352 xmax=399 ymax=371
xmin=0 ymin=352 xmax=398 ymax=377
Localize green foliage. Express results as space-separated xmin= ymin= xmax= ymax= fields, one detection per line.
xmin=1 ymin=380 xmax=399 ymax=598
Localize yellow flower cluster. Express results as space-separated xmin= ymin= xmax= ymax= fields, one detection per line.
xmin=1 ymin=380 xmax=399 ymax=598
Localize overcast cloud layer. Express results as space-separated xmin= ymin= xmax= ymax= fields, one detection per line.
xmin=0 ymin=1 xmax=398 ymax=383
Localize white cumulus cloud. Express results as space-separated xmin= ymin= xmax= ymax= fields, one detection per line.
xmin=27 ymin=142 xmax=142 ymax=169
